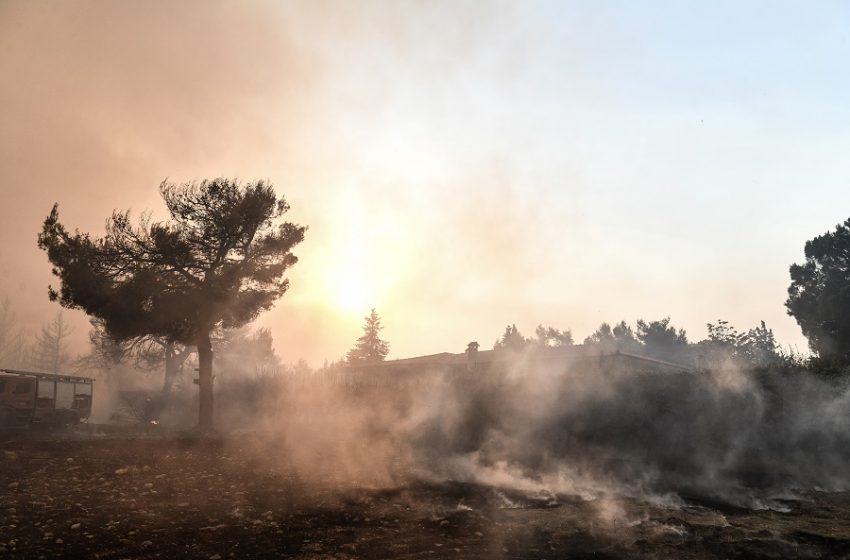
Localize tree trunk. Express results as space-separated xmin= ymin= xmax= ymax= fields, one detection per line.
xmin=197 ymin=330 xmax=214 ymax=432
xmin=161 ymin=343 xmax=190 ymax=395
xmin=161 ymin=343 xmax=177 ymax=395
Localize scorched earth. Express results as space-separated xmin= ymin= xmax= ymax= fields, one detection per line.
xmin=2 ymin=434 xmax=850 ymax=559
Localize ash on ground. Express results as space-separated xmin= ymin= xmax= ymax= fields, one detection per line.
xmin=2 ymin=434 xmax=850 ymax=559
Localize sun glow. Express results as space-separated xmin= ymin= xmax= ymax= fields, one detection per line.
xmin=320 ymin=203 xmax=379 ymax=314
xmin=315 ymin=190 xmax=412 ymax=318
xmin=332 ymin=270 xmax=373 ymax=312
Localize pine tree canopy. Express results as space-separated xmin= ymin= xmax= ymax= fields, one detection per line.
xmin=346 ymin=308 xmax=389 ymax=364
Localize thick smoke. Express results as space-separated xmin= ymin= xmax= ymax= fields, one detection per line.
xmin=240 ymin=353 xmax=850 ymax=511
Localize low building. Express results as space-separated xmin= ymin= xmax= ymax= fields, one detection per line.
xmin=334 ymin=344 xmax=694 ymax=386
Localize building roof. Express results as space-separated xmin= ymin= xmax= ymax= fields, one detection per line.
xmin=0 ymin=368 xmax=95 ymax=383
xmin=343 ymin=344 xmax=694 ymax=373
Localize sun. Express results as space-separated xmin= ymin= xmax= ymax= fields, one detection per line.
xmin=335 ymin=276 xmax=371 ymax=312
xmin=318 ymin=191 xmax=406 ymax=316
xmin=321 ymin=244 xmax=379 ymax=314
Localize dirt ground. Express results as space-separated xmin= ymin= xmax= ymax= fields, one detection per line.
xmin=2 ymin=433 xmax=850 ymax=559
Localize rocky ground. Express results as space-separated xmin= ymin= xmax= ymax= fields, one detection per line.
xmin=2 ymin=433 xmax=850 ymax=559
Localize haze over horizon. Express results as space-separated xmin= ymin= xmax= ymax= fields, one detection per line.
xmin=3 ymin=1 xmax=850 ymax=366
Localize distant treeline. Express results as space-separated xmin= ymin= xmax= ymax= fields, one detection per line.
xmin=492 ymin=318 xmax=788 ymax=371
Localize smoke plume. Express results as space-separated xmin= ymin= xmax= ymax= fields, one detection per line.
xmin=239 ymin=353 xmax=850 ymax=512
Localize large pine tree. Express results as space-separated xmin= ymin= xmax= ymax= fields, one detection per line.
xmin=38 ymin=178 xmax=306 ymax=430
xmin=787 ymin=218 xmax=850 ymax=362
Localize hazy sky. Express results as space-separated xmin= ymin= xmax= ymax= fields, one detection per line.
xmin=2 ymin=1 xmax=850 ymax=365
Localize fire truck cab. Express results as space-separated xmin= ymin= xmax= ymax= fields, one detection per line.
xmin=0 ymin=369 xmax=94 ymax=428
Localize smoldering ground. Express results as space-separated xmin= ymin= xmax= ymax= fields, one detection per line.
xmin=6 ymin=359 xmax=850 ymax=559
xmin=239 ymin=355 xmax=850 ymax=512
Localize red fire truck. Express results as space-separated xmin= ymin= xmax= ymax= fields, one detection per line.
xmin=0 ymin=368 xmax=94 ymax=428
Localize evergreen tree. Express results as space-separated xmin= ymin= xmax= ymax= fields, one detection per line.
xmin=30 ymin=312 xmax=73 ymax=373
xmin=738 ymin=321 xmax=780 ymax=367
xmin=697 ymin=319 xmax=779 ymax=368
xmin=636 ymin=317 xmax=690 ymax=363
xmin=494 ymin=324 xmax=530 ymax=351
xmin=214 ymin=327 xmax=281 ymax=378
xmin=346 ymin=309 xmax=389 ymax=364
xmin=584 ymin=322 xmax=615 ymax=349
xmin=38 ymin=178 xmax=306 ymax=430
xmin=584 ymin=320 xmax=640 ymax=353
xmin=292 ymin=358 xmax=313 ymax=377
xmin=534 ymin=325 xmax=573 ymax=347
xmin=786 ymin=218 xmax=850 ymax=362
xmin=612 ymin=321 xmax=642 ymax=352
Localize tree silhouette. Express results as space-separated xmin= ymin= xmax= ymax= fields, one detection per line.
xmin=493 ymin=324 xmax=530 ymax=351
xmin=787 ymin=218 xmax=850 ymax=362
xmin=534 ymin=325 xmax=573 ymax=347
xmin=738 ymin=321 xmax=780 ymax=367
xmin=697 ymin=319 xmax=780 ymax=369
xmin=346 ymin=309 xmax=389 ymax=364
xmin=636 ymin=317 xmax=689 ymax=363
xmin=698 ymin=319 xmax=741 ymax=365
xmin=83 ymin=319 xmax=194 ymax=395
xmin=583 ymin=321 xmax=640 ymax=353
xmin=213 ymin=327 xmax=281 ymax=379
xmin=38 ymin=178 xmax=306 ymax=430
xmin=29 ymin=312 xmax=73 ymax=373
